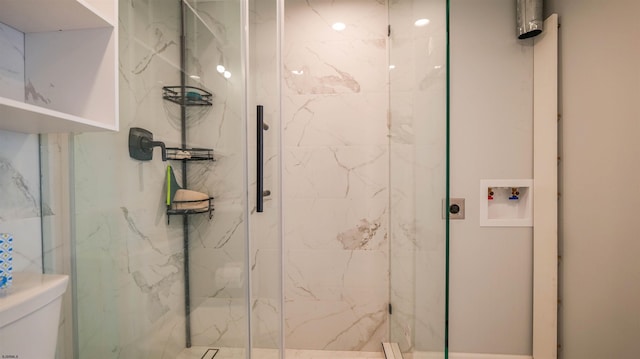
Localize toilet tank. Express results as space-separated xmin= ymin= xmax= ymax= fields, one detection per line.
xmin=0 ymin=272 xmax=69 ymax=358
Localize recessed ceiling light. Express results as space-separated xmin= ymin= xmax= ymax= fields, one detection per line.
xmin=414 ymin=18 xmax=430 ymax=27
xmin=389 ymin=65 xmax=396 ymax=70
xmin=217 ymin=65 xmax=225 ymax=73
xmin=332 ymin=22 xmax=346 ymax=31
xmin=189 ymin=75 xmax=200 ymax=80
xmin=223 ymin=71 xmax=231 ymax=79
xmin=291 ymin=70 xmax=304 ymax=75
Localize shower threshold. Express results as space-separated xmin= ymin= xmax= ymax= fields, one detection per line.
xmin=178 ymin=347 xmax=386 ymax=359
xmin=177 ymin=347 xmax=221 ymax=359
xmin=382 ymin=343 xmax=404 ymax=359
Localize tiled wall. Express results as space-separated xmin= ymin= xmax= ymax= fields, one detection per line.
xmin=283 ymin=0 xmax=390 ymax=351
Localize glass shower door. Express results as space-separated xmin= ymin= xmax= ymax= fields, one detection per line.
xmin=184 ymin=0 xmax=283 ymax=358
xmin=388 ymin=0 xmax=448 ymax=357
xmin=247 ymin=0 xmax=284 ymax=357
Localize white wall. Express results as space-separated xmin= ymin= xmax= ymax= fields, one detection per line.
xmin=545 ymin=1 xmax=640 ymax=358
xmin=449 ymin=0 xmax=533 ymax=355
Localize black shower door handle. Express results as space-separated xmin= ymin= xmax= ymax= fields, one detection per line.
xmin=257 ymin=105 xmax=264 ymax=213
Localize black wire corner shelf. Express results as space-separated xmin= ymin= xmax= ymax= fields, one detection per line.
xmin=167 ymin=196 xmax=215 ymax=224
xmin=163 ymin=86 xmax=214 ymax=106
xmin=166 ymin=147 xmax=215 ymax=161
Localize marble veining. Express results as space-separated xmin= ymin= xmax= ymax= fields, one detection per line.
xmin=0 ymin=157 xmax=42 ymax=220
xmin=0 ymin=22 xmax=24 ymax=101
xmin=322 ymin=308 xmax=386 ymax=350
xmin=24 ymin=80 xmax=52 ymax=105
xmin=121 ymin=206 xmax=163 ymax=254
xmin=213 ymin=211 xmax=244 ymax=249
xmin=132 ymin=28 xmax=178 ymax=75
xmin=285 ymin=298 xmax=387 ymax=351
xmin=184 ymin=3 xmax=229 ymax=46
xmin=285 ymin=146 xmax=388 ymax=200
xmin=284 ymin=94 xmax=388 ymax=147
xmin=284 ymin=61 xmax=361 ymax=95
xmin=336 ymin=216 xmax=384 ymax=250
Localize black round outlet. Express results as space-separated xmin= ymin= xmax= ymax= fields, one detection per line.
xmin=450 ymin=204 xmax=460 ymax=214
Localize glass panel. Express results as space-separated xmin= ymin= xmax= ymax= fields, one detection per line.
xmin=73 ymin=1 xmax=185 ymax=357
xmin=280 ymin=0 xmax=447 ymax=356
xmin=182 ymin=0 xmax=249 ymax=355
xmin=71 ymin=0 xmax=249 ymax=357
xmin=282 ymin=0 xmax=391 ymax=353
xmin=388 ymin=0 xmax=448 ymax=357
xmin=247 ymin=0 xmax=284 ymax=358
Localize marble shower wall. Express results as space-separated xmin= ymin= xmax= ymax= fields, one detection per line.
xmin=0 ymin=22 xmax=44 ymax=274
xmin=0 ymin=23 xmax=24 ymax=101
xmin=283 ymin=0 xmax=390 ymax=351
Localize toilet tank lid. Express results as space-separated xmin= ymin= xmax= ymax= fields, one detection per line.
xmin=0 ymin=272 xmax=69 ymax=328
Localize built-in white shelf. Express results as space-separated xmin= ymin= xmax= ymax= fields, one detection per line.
xmin=0 ymin=97 xmax=114 ymax=134
xmin=0 ymin=0 xmax=114 ymax=33
xmin=0 ymin=0 xmax=118 ymax=134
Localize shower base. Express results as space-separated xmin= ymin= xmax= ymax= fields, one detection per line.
xmin=409 ymin=353 xmax=532 ymax=359
xmin=177 ymin=347 xmax=533 ymax=359
xmin=177 ymin=347 xmax=385 ymax=359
